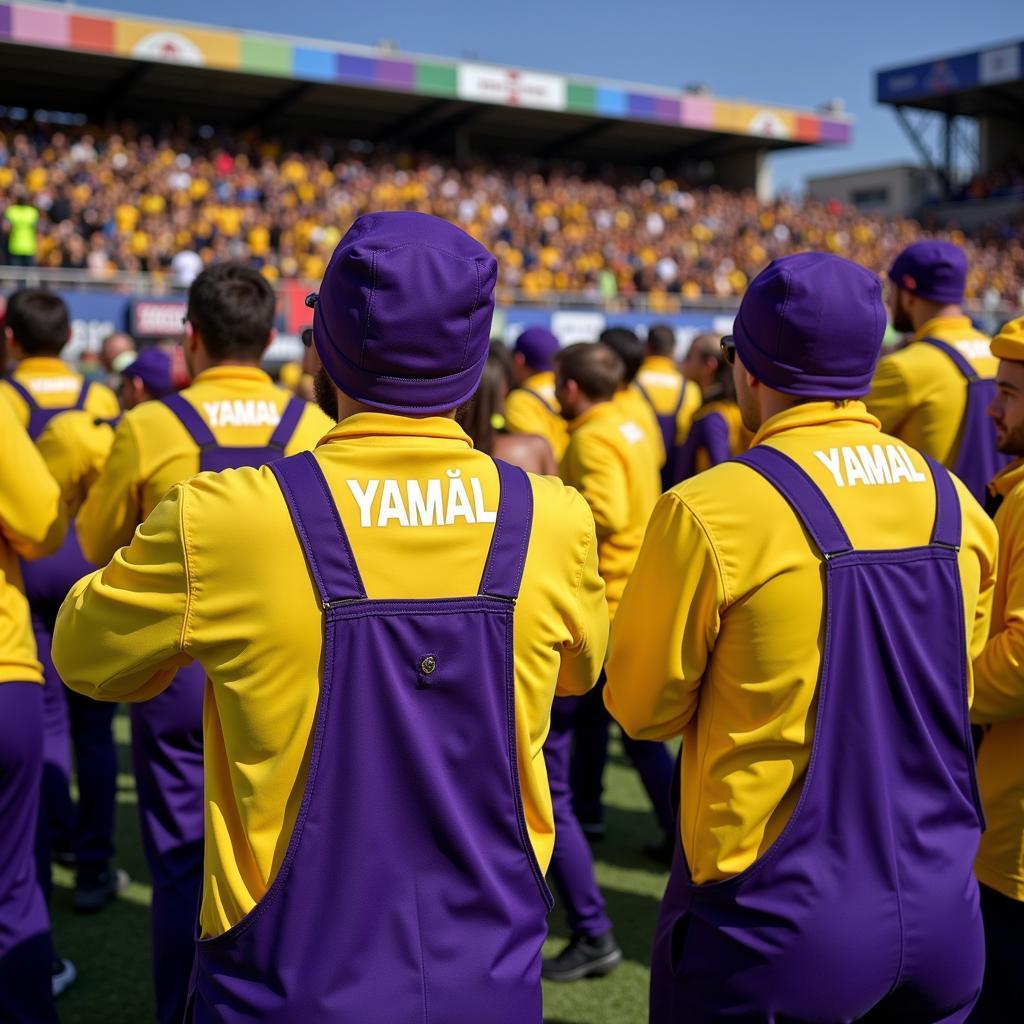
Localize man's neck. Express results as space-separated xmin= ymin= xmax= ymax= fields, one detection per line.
xmin=913 ymin=304 xmax=962 ymax=333
xmin=190 ymin=357 xmax=264 ymax=376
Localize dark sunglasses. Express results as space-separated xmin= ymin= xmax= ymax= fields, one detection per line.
xmin=301 ymin=292 xmax=317 ymax=348
xmin=720 ymin=335 xmax=736 ymax=365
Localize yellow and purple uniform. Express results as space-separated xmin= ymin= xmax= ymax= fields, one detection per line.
xmin=560 ymin=401 xmax=660 ymax=622
xmin=689 ymin=400 xmax=753 ymax=474
xmin=867 ymin=315 xmax=995 ymax=466
xmin=0 ymin=356 xmax=119 ymax=429
xmin=606 ymin=402 xmax=996 ymax=883
xmin=635 ymin=355 xmax=702 ymax=444
xmin=504 ymin=371 xmax=568 ymax=461
xmin=0 ymin=398 xmax=66 ymax=684
xmin=973 ymin=458 xmax=1024 ymax=902
xmin=76 ymin=367 xmax=333 ymax=565
xmin=36 ymin=411 xmax=117 ymax=520
xmin=613 ymin=384 xmax=666 ymax=472
xmin=52 ymin=414 xmax=608 ymax=937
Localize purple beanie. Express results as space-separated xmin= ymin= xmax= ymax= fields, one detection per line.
xmin=313 ymin=212 xmax=497 ymax=414
xmin=888 ymin=240 xmax=967 ymax=305
xmin=514 ymin=327 xmax=560 ymax=372
xmin=122 ymin=346 xmax=175 ymax=398
xmin=733 ymin=252 xmax=885 ymax=398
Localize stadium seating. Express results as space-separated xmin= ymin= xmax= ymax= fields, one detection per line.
xmin=1 ymin=118 xmax=1022 ymax=307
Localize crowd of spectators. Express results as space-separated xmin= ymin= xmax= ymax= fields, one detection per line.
xmin=950 ymin=159 xmax=1024 ymax=203
xmin=1 ymin=118 xmax=1022 ymax=308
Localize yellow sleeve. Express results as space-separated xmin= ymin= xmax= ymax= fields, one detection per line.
xmin=37 ymin=416 xmax=114 ymax=519
xmin=77 ymin=416 xmax=144 ymax=565
xmin=605 ymin=491 xmax=725 ymax=740
xmin=53 ymin=483 xmax=193 ymax=702
xmin=555 ymin=491 xmax=609 ymax=696
xmin=0 ymin=379 xmax=30 ymax=429
xmin=574 ymin=437 xmax=630 ymax=541
xmin=973 ymin=503 xmax=1024 ymax=723
xmin=865 ymin=354 xmax=912 ymax=435
xmin=0 ymin=399 xmax=66 ymax=559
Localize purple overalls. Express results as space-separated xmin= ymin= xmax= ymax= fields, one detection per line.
xmin=187 ymin=452 xmax=552 ymax=1023
xmin=6 ymin=378 xmax=120 ymax=905
xmin=672 ymin=409 xmax=731 ymax=483
xmin=133 ymin=393 xmax=305 ymax=1024
xmin=651 ymin=444 xmax=985 ymax=1023
xmin=636 ymin=380 xmax=688 ymax=490
xmin=919 ymin=338 xmax=1010 ymax=506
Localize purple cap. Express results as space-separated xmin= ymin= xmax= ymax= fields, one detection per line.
xmin=514 ymin=327 xmax=560 ymax=372
xmin=313 ymin=212 xmax=497 ymax=414
xmin=888 ymin=240 xmax=967 ymax=305
xmin=122 ymin=347 xmax=175 ymax=398
xmin=733 ymin=252 xmax=885 ymax=398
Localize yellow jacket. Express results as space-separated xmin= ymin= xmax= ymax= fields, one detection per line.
xmin=614 ymin=384 xmax=666 ymax=469
xmin=635 ymin=355 xmax=703 ymax=444
xmin=504 ymin=371 xmax=569 ymax=461
xmin=36 ymin=411 xmax=117 ymax=519
xmin=0 ymin=356 xmax=119 ymax=428
xmin=606 ymin=402 xmax=996 ymax=883
xmin=77 ymin=366 xmax=334 ymax=565
xmin=973 ymin=458 xmax=1024 ymax=901
xmin=0 ymin=398 xmax=66 ymax=683
xmin=53 ymin=414 xmax=608 ymax=937
xmin=867 ymin=315 xmax=996 ymax=466
xmin=560 ymin=401 xmax=660 ymax=621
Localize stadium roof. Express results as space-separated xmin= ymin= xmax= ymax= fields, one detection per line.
xmin=876 ymin=40 xmax=1024 ymax=116
xmin=0 ymin=1 xmax=851 ymax=163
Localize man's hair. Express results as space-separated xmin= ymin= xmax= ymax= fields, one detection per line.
xmin=599 ymin=327 xmax=644 ymax=384
xmin=647 ymin=324 xmax=676 ymax=357
xmin=4 ymin=289 xmax=69 ymax=356
xmin=186 ymin=262 xmax=275 ymax=361
xmin=556 ymin=342 xmax=624 ymax=402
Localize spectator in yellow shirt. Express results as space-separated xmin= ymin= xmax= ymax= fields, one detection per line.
xmin=505 ymin=326 xmax=568 ymax=461
xmin=867 ymin=240 xmax=1003 ymax=503
xmin=970 ymin=314 xmax=1024 ymax=1019
xmin=635 ymin=323 xmax=702 ymax=488
xmin=0 ymin=396 xmax=69 ymax=1018
xmin=600 ymin=327 xmax=666 ymax=480
xmin=608 ymin=253 xmax=995 ymax=1021
xmin=53 ymin=214 xmax=607 ymax=1022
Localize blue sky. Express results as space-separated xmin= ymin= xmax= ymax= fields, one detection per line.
xmin=91 ymin=0 xmax=1022 ymax=192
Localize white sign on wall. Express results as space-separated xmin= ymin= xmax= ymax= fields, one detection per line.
xmin=457 ymin=63 xmax=567 ymax=111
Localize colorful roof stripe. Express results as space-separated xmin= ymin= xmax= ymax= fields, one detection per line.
xmin=0 ymin=0 xmax=852 ymax=145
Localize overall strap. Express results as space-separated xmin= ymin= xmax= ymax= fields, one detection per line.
xmin=268 ymin=396 xmax=306 ymax=450
xmin=5 ymin=376 xmax=39 ymax=411
xmin=735 ymin=446 xmax=853 ymax=559
xmin=270 ymin=451 xmax=366 ymax=606
xmin=161 ymin=394 xmax=216 ymax=447
xmin=478 ymin=459 xmax=533 ymax=601
xmin=671 ymin=377 xmax=688 ymax=420
xmin=521 ymin=387 xmax=555 ymax=415
xmin=634 ymin=380 xmax=655 ymax=411
xmin=918 ymin=337 xmax=979 ymax=382
xmin=926 ymin=456 xmax=963 ymax=550
xmin=73 ymin=380 xmax=92 ymax=411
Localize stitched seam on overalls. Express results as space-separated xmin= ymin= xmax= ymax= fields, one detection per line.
xmin=413 ymin=878 xmax=430 ymax=1024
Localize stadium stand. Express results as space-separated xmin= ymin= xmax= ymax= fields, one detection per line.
xmin=2 ymin=121 xmax=1022 ymax=308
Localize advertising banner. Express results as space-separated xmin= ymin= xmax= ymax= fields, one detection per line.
xmin=457 ymin=62 xmax=566 ymax=111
